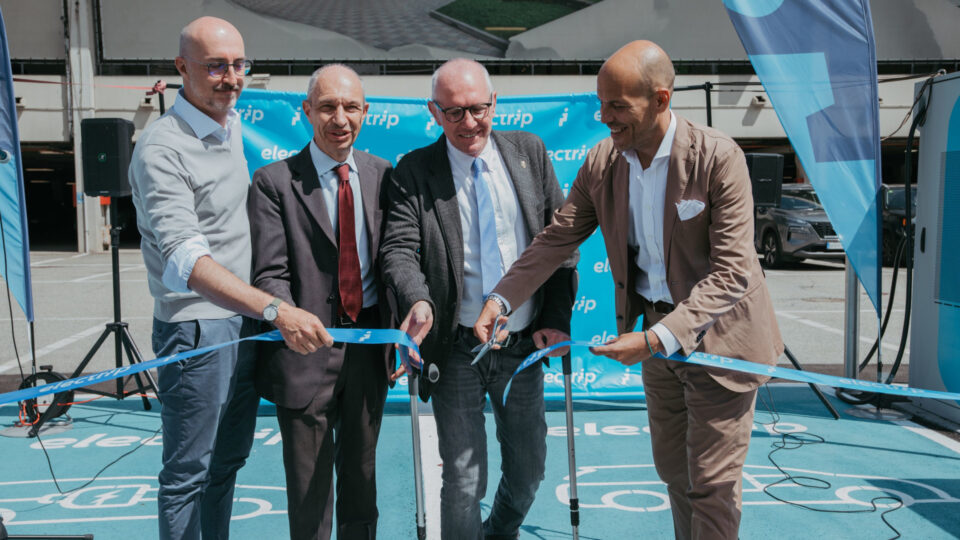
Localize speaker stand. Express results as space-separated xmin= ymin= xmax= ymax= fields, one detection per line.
xmin=28 ymin=200 xmax=159 ymax=437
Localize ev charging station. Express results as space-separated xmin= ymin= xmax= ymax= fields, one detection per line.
xmin=908 ymin=71 xmax=960 ymax=423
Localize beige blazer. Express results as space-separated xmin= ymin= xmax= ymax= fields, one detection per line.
xmin=494 ymin=116 xmax=783 ymax=392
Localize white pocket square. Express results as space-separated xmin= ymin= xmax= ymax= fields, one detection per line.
xmin=676 ymin=199 xmax=706 ymax=221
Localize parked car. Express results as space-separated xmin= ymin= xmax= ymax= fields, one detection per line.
xmin=782 ymin=183 xmax=820 ymax=205
xmin=755 ymin=188 xmax=844 ymax=267
xmin=881 ymin=184 xmax=917 ymax=266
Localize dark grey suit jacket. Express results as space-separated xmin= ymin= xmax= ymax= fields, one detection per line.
xmin=380 ymin=130 xmax=578 ymax=401
xmin=248 ymin=144 xmax=393 ymax=410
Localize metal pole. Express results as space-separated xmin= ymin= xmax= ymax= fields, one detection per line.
xmin=843 ymin=258 xmax=860 ymax=379
xmin=562 ymin=353 xmax=580 ymax=539
xmin=408 ymin=374 xmax=427 ymax=540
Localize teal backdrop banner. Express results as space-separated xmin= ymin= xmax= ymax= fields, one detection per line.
xmin=235 ymin=89 xmax=649 ymax=401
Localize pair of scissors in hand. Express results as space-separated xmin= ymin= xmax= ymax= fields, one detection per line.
xmin=471 ymin=313 xmax=508 ymax=365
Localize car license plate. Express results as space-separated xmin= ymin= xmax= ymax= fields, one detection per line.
xmin=826 ymin=241 xmax=842 ymax=250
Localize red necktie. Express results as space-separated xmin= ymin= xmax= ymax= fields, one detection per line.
xmin=335 ymin=163 xmax=362 ymax=322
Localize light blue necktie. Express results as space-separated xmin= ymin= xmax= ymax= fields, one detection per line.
xmin=471 ymin=157 xmax=504 ymax=295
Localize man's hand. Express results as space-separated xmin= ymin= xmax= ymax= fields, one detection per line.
xmin=473 ymin=299 xmax=510 ymax=344
xmin=590 ymin=331 xmax=660 ymax=366
xmin=400 ymin=301 xmax=434 ymax=345
xmin=273 ymin=302 xmax=334 ymax=355
xmin=393 ymin=301 xmax=434 ymax=379
xmin=533 ymin=328 xmax=571 ymax=357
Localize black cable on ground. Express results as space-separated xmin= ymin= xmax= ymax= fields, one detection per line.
xmin=757 ymin=386 xmax=904 ymax=539
xmin=2 ymin=198 xmax=160 ymax=507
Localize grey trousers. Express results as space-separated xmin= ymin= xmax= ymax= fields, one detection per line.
xmin=153 ymin=316 xmax=259 ymax=540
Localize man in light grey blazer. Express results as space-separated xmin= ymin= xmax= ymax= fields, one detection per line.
xmin=380 ymin=59 xmax=577 ymax=540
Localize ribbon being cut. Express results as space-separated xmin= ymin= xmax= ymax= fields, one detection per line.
xmin=3 ymin=326 xmax=959 ymax=410
xmin=0 ymin=328 xmax=422 ymax=407
xmin=503 ymin=342 xmax=960 ymax=406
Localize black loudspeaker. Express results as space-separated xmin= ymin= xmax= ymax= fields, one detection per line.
xmin=745 ymin=153 xmax=784 ymax=208
xmin=81 ymin=118 xmax=135 ymax=197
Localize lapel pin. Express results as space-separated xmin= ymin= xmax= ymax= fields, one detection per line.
xmin=521 ymin=160 xmax=527 ymax=169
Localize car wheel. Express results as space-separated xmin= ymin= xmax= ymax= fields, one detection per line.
xmin=762 ymin=230 xmax=784 ymax=268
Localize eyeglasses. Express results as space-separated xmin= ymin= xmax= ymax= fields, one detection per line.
xmin=183 ymin=57 xmax=252 ymax=78
xmin=433 ymin=101 xmax=492 ymax=123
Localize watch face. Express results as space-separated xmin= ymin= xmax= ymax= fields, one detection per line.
xmin=264 ymin=305 xmax=279 ymax=322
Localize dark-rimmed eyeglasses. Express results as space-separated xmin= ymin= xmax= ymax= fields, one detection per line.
xmin=183 ymin=57 xmax=252 ymax=78
xmin=433 ymin=101 xmax=493 ymax=123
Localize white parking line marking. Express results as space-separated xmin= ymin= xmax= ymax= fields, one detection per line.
xmin=70 ymin=264 xmax=145 ymax=283
xmin=896 ymin=423 xmax=960 ymax=455
xmin=419 ymin=413 xmax=441 ymax=540
xmin=777 ymin=312 xmax=908 ymax=355
xmin=30 ymin=253 xmax=89 ymax=267
xmin=0 ymin=321 xmax=109 ymax=374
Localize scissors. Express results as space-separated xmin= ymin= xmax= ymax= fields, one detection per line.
xmin=471 ymin=313 xmax=508 ymax=365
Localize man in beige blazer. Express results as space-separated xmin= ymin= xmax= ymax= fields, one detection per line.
xmin=475 ymin=40 xmax=783 ymax=540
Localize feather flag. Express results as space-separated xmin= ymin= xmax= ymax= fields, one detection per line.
xmin=0 ymin=6 xmax=35 ymax=322
xmin=725 ymin=0 xmax=882 ymax=314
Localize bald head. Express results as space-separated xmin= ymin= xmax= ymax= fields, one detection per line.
xmin=302 ymin=63 xmax=368 ymax=162
xmin=179 ymin=16 xmax=243 ymax=59
xmin=600 ymin=40 xmax=675 ymax=97
xmin=596 ymin=41 xmax=675 ymax=158
xmin=307 ymin=64 xmax=364 ymax=102
xmin=175 ymin=16 xmax=246 ymax=125
xmin=431 ymin=58 xmax=494 ymax=101
xmin=429 ymin=58 xmax=497 ymax=157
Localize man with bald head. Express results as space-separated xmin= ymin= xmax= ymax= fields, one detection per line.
xmin=380 ymin=58 xmax=577 ymax=539
xmin=247 ymin=64 xmax=393 ymax=539
xmin=130 ymin=16 xmax=333 ymax=539
xmin=476 ymin=41 xmax=783 ymax=539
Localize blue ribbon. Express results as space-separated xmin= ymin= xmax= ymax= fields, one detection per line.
xmin=503 ymin=341 xmax=960 ymax=406
xmin=0 ymin=328 xmax=421 ymax=407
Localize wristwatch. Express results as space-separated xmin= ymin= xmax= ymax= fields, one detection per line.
xmin=488 ymin=294 xmax=508 ymax=315
xmin=262 ymin=297 xmax=283 ymax=323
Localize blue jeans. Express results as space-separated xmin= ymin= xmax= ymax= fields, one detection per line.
xmin=153 ymin=316 xmax=259 ymax=540
xmin=431 ymin=328 xmax=547 ymax=540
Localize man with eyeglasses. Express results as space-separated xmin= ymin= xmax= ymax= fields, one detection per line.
xmin=380 ymin=58 xmax=577 ymax=540
xmin=129 ymin=16 xmax=331 ymax=540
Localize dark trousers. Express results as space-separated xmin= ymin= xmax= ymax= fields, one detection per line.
xmin=431 ymin=327 xmax=546 ymax=540
xmin=275 ymin=308 xmax=388 ymax=540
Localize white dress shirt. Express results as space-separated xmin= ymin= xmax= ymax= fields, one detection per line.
xmin=446 ymin=138 xmax=534 ymax=331
xmin=624 ymin=111 xmax=681 ymax=356
xmin=309 ymin=142 xmax=377 ymax=308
